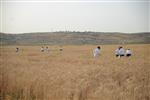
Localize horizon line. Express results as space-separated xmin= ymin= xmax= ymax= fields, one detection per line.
xmin=0 ymin=0 xmax=149 ymax=3
xmin=0 ymin=31 xmax=149 ymax=34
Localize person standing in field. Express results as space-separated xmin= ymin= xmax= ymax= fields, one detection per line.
xmin=115 ymin=47 xmax=120 ymax=57
xmin=118 ymin=46 xmax=125 ymax=57
xmin=46 ymin=46 xmax=49 ymax=52
xmin=16 ymin=47 xmax=19 ymax=52
xmin=41 ymin=46 xmax=44 ymax=52
xmin=93 ymin=46 xmax=101 ymax=58
xmin=126 ymin=49 xmax=132 ymax=57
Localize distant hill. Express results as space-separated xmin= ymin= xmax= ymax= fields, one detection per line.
xmin=0 ymin=32 xmax=150 ymax=45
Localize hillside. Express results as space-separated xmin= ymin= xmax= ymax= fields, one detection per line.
xmin=0 ymin=32 xmax=150 ymax=45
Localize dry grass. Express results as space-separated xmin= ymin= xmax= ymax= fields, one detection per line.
xmin=0 ymin=44 xmax=150 ymax=100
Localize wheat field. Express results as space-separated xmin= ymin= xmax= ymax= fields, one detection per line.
xmin=0 ymin=44 xmax=150 ymax=100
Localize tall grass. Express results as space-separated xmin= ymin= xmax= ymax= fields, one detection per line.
xmin=0 ymin=44 xmax=150 ymax=100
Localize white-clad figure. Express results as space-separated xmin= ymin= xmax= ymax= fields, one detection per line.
xmin=16 ymin=47 xmax=19 ymax=52
xmin=126 ymin=49 xmax=132 ymax=57
xmin=41 ymin=46 xmax=44 ymax=52
xmin=119 ymin=47 xmax=125 ymax=57
xmin=46 ymin=46 xmax=49 ymax=52
xmin=115 ymin=48 xmax=120 ymax=57
xmin=93 ymin=46 xmax=101 ymax=58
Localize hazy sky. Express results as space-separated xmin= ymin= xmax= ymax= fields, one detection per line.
xmin=0 ymin=0 xmax=149 ymax=33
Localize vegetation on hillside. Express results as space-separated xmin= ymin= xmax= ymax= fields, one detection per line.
xmin=0 ymin=32 xmax=150 ymax=45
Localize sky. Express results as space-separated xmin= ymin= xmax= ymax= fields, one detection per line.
xmin=0 ymin=0 xmax=149 ymax=33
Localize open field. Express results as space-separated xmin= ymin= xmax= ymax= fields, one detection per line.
xmin=0 ymin=44 xmax=150 ymax=100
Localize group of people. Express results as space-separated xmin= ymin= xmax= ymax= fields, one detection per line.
xmin=41 ymin=46 xmax=63 ymax=52
xmin=115 ymin=46 xmax=132 ymax=57
xmin=16 ymin=46 xmax=132 ymax=58
xmin=93 ymin=46 xmax=132 ymax=58
xmin=41 ymin=46 xmax=49 ymax=52
xmin=15 ymin=46 xmax=63 ymax=53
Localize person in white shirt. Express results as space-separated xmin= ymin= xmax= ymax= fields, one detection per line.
xmin=41 ymin=46 xmax=44 ymax=52
xmin=126 ymin=49 xmax=132 ymax=57
xmin=46 ymin=46 xmax=49 ymax=52
xmin=16 ymin=47 xmax=19 ymax=52
xmin=119 ymin=47 xmax=125 ymax=57
xmin=93 ymin=46 xmax=101 ymax=58
xmin=115 ymin=48 xmax=120 ymax=57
